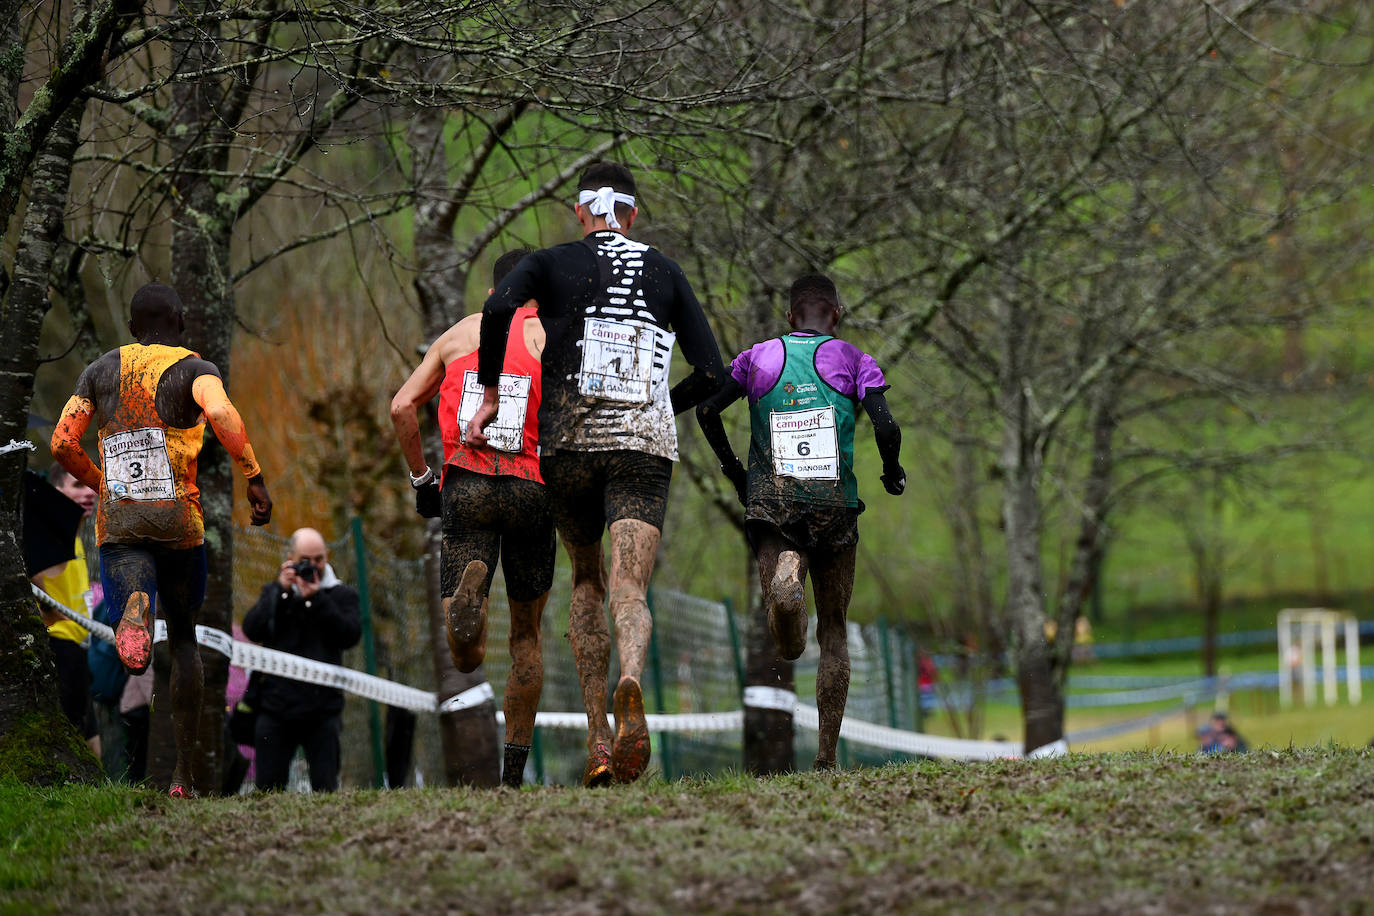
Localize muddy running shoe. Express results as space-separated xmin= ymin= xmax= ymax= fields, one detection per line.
xmin=443 ymin=559 xmax=488 ymax=673
xmin=582 ymin=742 xmax=612 ymax=788
xmin=767 ymin=552 xmax=807 ymax=661
xmin=611 ymin=676 xmax=650 ymax=783
xmin=115 ymin=591 xmax=152 ymax=675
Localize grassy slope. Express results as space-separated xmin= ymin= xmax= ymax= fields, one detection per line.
xmin=3 ymin=750 xmax=1371 ymax=914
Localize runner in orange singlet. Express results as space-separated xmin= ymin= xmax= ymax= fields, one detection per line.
xmin=390 ymin=251 xmax=554 ymax=788
xmin=51 ymin=283 xmax=271 ymax=798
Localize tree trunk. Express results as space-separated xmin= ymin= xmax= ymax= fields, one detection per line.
xmin=407 ymin=83 xmax=499 ymax=786
xmin=0 ymin=89 xmax=100 ymax=783
xmin=150 ymin=5 xmax=235 ymax=793
xmin=743 ymin=548 xmax=793 ymax=774
xmin=998 ymin=292 xmax=1063 ymax=755
xmin=1052 ymin=377 xmax=1120 ymax=688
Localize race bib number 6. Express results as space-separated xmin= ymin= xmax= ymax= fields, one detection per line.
xmin=770 ymin=406 xmax=839 ymax=480
xmin=458 ymin=370 xmax=530 ymax=453
xmin=578 ymin=318 xmax=657 ymax=404
xmin=103 ymin=427 xmax=176 ymax=501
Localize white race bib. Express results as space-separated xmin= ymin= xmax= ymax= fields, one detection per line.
xmin=770 ymin=407 xmax=839 ymax=480
xmin=578 ymin=318 xmax=657 ymax=404
xmin=103 ymin=427 xmax=176 ymax=501
xmin=458 ymin=370 xmax=530 ymax=454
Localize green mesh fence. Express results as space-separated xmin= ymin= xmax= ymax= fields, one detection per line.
xmin=229 ymin=524 xmax=925 ymax=788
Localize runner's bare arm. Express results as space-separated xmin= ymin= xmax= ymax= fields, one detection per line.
xmin=667 ymin=263 xmax=727 ymax=414
xmin=860 ymin=390 xmax=905 ymax=495
xmin=389 ymin=332 xmax=452 ymax=476
xmin=191 ymin=374 xmax=273 ymax=524
xmin=695 ymin=378 xmax=747 ymax=501
xmin=51 ymin=394 xmax=101 ymax=492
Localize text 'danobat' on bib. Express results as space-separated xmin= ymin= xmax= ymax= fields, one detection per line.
xmin=578 ymin=317 xmax=658 ymax=404
xmin=458 ymin=370 xmax=530 ymax=454
xmin=102 ymin=427 xmax=176 ymax=500
xmin=769 ymin=406 xmax=839 ymax=480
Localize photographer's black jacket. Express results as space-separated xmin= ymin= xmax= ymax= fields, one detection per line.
xmin=242 ymin=574 xmax=362 ymax=719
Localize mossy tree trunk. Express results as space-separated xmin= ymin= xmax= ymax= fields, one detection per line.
xmin=407 ymin=81 xmax=500 ymax=787
xmin=0 ymin=0 xmax=134 ymax=785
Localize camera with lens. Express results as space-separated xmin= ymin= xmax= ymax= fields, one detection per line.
xmin=290 ymin=560 xmax=318 ymax=583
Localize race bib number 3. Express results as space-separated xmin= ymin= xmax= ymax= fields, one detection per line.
xmin=770 ymin=407 xmax=840 ymax=480
xmin=578 ymin=318 xmax=657 ymax=404
xmin=103 ymin=427 xmax=176 ymax=501
xmin=458 ymin=370 xmax=530 ymax=453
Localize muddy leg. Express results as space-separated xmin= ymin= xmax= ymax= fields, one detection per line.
xmin=810 ymin=543 xmax=856 ymax=770
xmin=606 ymin=519 xmax=659 ymax=783
xmin=164 ymin=607 xmax=202 ymax=793
xmin=504 ymin=592 xmax=547 ymax=748
xmin=756 ymin=531 xmax=810 ymax=661
xmin=565 ymin=539 xmax=612 ymax=784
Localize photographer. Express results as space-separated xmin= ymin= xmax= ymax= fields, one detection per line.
xmin=242 ymin=527 xmax=361 ymax=792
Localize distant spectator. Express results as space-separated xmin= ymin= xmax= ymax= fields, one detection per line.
xmin=31 ymin=464 xmax=100 ymax=758
xmin=242 ymin=528 xmax=361 ymax=792
xmin=1198 ymin=712 xmax=1248 ymax=754
xmin=1072 ymin=616 xmax=1095 ymax=664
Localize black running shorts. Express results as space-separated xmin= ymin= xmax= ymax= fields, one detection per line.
xmin=440 ymin=469 xmax=556 ymax=603
xmin=745 ymin=500 xmax=861 ymax=554
xmin=539 ymin=449 xmax=673 ymax=546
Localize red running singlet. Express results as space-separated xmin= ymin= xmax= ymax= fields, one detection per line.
xmin=439 ymin=306 xmax=543 ymax=484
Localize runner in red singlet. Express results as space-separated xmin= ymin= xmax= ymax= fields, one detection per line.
xmin=390 ymin=251 xmax=553 ymax=788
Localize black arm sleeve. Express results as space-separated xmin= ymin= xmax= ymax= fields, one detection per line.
xmin=478 ymin=251 xmax=549 ymax=385
xmin=694 ymin=378 xmax=746 ymax=473
xmin=861 ymin=390 xmax=902 ymax=473
xmin=666 ymin=262 xmax=727 ymax=414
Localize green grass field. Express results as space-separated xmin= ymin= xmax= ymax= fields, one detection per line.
xmin=3 ymin=750 xmax=1371 ymax=914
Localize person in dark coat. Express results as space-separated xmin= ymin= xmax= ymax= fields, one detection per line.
xmin=242 ymin=527 xmax=361 ymax=792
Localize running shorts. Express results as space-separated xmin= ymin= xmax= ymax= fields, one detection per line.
xmin=538 ymin=449 xmax=673 ymax=546
xmin=440 ymin=468 xmax=556 ymax=603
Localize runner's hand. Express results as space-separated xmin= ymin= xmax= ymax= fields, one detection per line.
xmin=247 ymin=475 xmax=273 ymax=526
xmin=464 ymin=400 xmax=499 ymax=449
xmin=415 ymin=478 xmax=441 ymax=518
xmin=881 ymin=464 xmax=906 ymax=496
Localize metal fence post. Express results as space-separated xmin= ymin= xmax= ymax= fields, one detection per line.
xmin=723 ymin=597 xmax=746 ymax=695
xmin=350 ymin=516 xmax=386 ymax=788
xmin=879 ymin=616 xmax=898 ymax=729
xmin=646 ymin=588 xmax=673 ymax=781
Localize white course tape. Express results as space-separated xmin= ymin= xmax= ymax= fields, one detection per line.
xmin=30 ymin=584 xmax=1070 ymax=761
xmin=1 ymin=439 xmax=37 ymax=455
xmin=743 ymin=686 xmax=798 ymax=711
xmin=437 ymin=681 xmax=495 ymax=714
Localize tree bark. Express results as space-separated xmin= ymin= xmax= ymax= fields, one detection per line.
xmin=998 ymin=295 xmax=1064 ymax=755
xmin=743 ymin=548 xmax=793 ymax=774
xmin=0 ymin=89 xmax=100 ymax=784
xmin=149 ymin=4 xmax=236 ymax=793
xmin=406 ymin=80 xmax=499 ymax=787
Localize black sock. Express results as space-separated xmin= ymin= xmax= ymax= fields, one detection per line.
xmin=503 ymin=743 xmax=531 ymax=788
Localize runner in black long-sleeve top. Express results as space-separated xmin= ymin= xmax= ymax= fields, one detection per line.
xmin=469 ymin=162 xmax=726 ymax=785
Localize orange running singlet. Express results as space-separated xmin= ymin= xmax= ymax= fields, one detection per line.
xmin=96 ymin=344 xmax=207 ymax=548
xmin=439 ymin=306 xmax=543 ymax=483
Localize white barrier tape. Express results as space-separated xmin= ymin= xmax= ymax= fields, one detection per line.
xmin=1026 ymin=739 xmax=1068 ymax=759
xmin=32 ymin=585 xmax=114 ymax=643
xmin=1 ymin=439 xmax=36 ymax=455
xmin=743 ymin=686 xmax=798 ymax=712
xmin=437 ymin=681 xmax=495 ymax=714
xmin=795 ymin=703 xmax=1024 ymax=760
xmin=152 ymin=618 xmax=236 ymax=659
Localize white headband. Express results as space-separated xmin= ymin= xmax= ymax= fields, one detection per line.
xmin=577 ymin=186 xmax=636 ymax=230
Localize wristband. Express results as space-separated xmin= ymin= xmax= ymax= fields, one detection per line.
xmin=409 ymin=467 xmax=435 ymax=489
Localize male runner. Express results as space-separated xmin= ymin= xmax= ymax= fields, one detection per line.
xmin=695 ymin=274 xmax=905 ymax=771
xmin=390 ymin=249 xmax=553 ymax=788
xmin=468 ymin=162 xmax=726 ymax=785
xmin=51 ymin=282 xmax=272 ymax=797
